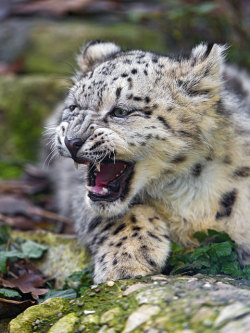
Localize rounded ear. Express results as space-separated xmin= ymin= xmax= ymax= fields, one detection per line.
xmin=77 ymin=40 xmax=121 ymax=72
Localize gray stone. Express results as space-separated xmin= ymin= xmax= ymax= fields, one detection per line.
xmin=215 ymin=302 xmax=250 ymax=327
xmin=122 ymin=305 xmax=160 ymax=333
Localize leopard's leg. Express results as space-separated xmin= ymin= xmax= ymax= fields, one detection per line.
xmin=84 ymin=205 xmax=171 ymax=284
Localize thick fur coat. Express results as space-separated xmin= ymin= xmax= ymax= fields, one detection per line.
xmin=45 ymin=41 xmax=250 ymax=283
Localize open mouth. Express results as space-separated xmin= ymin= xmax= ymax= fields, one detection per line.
xmin=74 ymin=158 xmax=134 ymax=202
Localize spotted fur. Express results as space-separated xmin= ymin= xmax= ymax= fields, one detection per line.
xmin=45 ymin=41 xmax=250 ymax=283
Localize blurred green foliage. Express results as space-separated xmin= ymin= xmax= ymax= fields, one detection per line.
xmin=23 ymin=21 xmax=166 ymax=75
xmin=127 ymin=0 xmax=249 ymax=68
xmin=0 ymin=76 xmax=66 ymax=168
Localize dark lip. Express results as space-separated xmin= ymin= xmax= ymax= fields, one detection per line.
xmin=72 ymin=156 xmax=92 ymax=164
xmin=87 ymin=160 xmax=135 ymax=203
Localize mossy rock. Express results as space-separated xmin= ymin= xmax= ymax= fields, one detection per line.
xmin=9 ymin=274 xmax=250 ymax=332
xmin=23 ymin=20 xmax=166 ymax=75
xmin=12 ymin=231 xmax=91 ymax=288
xmin=0 ymin=75 xmax=66 ymax=176
xmin=1 ymin=231 xmax=89 ymax=329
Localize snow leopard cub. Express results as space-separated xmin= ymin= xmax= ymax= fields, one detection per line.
xmin=47 ymin=41 xmax=250 ymax=283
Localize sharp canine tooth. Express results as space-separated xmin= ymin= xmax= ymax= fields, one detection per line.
xmin=96 ymin=163 xmax=100 ymax=172
xmin=74 ymin=161 xmax=79 ymax=170
xmin=102 ymin=187 xmax=108 ymax=194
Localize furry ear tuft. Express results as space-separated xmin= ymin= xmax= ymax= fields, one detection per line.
xmin=180 ymin=43 xmax=227 ymax=96
xmin=77 ymin=40 xmax=121 ymax=72
xmin=190 ymin=43 xmax=227 ymax=69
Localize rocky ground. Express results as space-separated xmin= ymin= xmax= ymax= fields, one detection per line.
xmin=0 ymin=232 xmax=248 ymax=333
xmin=9 ymin=261 xmax=250 ymax=332
xmin=10 ymin=275 xmax=250 ymax=333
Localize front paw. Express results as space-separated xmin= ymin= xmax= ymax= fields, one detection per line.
xmin=93 ymin=248 xmax=167 ymax=284
xmin=93 ymin=263 xmax=153 ymax=284
xmin=90 ymin=205 xmax=171 ymax=284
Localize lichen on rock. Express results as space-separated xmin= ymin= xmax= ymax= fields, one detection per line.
xmin=9 ymin=275 xmax=250 ymax=333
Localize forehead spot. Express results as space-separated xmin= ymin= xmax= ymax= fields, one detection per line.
xmin=116 ymin=87 xmax=122 ymax=98
xmin=123 ymin=59 xmax=132 ymax=64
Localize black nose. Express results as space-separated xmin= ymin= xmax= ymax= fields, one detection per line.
xmin=65 ymin=137 xmax=83 ymax=158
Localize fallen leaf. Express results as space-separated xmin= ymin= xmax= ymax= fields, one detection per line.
xmin=30 ymin=287 xmax=49 ymax=300
xmin=0 ymin=288 xmax=21 ymax=299
xmin=0 ymin=59 xmax=24 ymax=75
xmin=0 ymin=251 xmax=26 ymax=274
xmin=1 ymin=272 xmax=48 ymax=299
xmin=12 ymin=0 xmax=94 ymax=16
xmin=21 ymin=240 xmax=47 ymax=259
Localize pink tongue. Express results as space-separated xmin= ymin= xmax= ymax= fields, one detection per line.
xmin=96 ymin=162 xmax=126 ymax=186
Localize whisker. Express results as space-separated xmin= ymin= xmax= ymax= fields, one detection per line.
xmin=47 ymin=151 xmax=59 ymax=166
xmin=43 ymin=147 xmax=57 ymax=167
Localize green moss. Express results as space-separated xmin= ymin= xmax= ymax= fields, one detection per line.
xmin=23 ymin=20 xmax=166 ymax=75
xmin=9 ymin=298 xmax=67 ymax=332
xmin=0 ymin=75 xmax=66 ymax=162
xmin=0 ymin=160 xmax=23 ymax=179
xmin=73 ymin=280 xmax=139 ymax=332
xmin=48 ymin=313 xmax=78 ymax=333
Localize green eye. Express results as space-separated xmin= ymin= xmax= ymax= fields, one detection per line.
xmin=112 ymin=108 xmax=129 ymax=118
